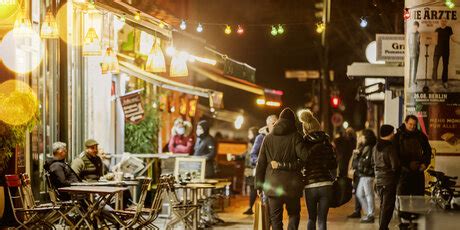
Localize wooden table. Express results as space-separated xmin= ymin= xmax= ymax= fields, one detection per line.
xmin=59 ymin=186 xmax=128 ymax=229
xmin=175 ymin=183 xmax=216 ymax=229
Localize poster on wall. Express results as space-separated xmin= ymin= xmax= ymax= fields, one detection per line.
xmin=120 ymin=92 xmax=145 ymax=124
xmin=405 ymin=1 xmax=460 ymax=155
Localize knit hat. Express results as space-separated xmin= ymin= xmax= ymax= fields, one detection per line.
xmin=279 ymin=108 xmax=296 ymax=123
xmin=380 ymin=125 xmax=394 ymax=137
xmin=298 ymin=109 xmax=321 ymax=134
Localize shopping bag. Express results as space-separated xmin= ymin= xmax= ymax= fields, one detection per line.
xmin=253 ymin=197 xmax=270 ymax=230
xmin=330 ymin=176 xmax=353 ymax=208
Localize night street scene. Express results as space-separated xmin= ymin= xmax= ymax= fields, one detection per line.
xmin=1 ymin=0 xmax=460 ymax=229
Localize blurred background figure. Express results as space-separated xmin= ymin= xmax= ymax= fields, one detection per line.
xmin=168 ymin=117 xmax=194 ymax=154
xmin=242 ymin=127 xmax=259 ymax=215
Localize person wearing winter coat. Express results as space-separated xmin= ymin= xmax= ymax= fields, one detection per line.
xmin=193 ymin=120 xmax=217 ymax=178
xmin=250 ymin=114 xmax=278 ymax=166
xmin=272 ymin=109 xmax=337 ymax=230
xmin=374 ymin=125 xmax=400 ymax=230
xmin=255 ymin=108 xmax=306 ymax=230
xmin=355 ymin=129 xmax=377 ymax=223
xmin=242 ymin=126 xmax=260 ymax=215
xmin=44 ymin=142 xmax=81 ymax=200
xmin=394 ymin=115 xmax=432 ymax=196
xmin=168 ymin=118 xmax=194 ymax=154
xmin=71 ymin=139 xmax=108 ymax=182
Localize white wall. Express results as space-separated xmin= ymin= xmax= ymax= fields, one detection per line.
xmin=383 ymin=90 xmax=402 ymax=128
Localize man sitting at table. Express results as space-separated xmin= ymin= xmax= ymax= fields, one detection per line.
xmin=44 ymin=142 xmax=81 ymax=200
xmin=72 ymin=139 xmax=108 ymax=181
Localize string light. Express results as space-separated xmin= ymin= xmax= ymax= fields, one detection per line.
xmin=316 ymin=22 xmax=325 ymax=34
xmin=224 ymin=25 xmax=232 ymax=35
xmin=237 ymin=25 xmax=244 ymax=34
xmin=271 ymin=26 xmax=278 ymax=36
xmin=180 ymin=20 xmax=187 ymax=30
xmin=196 ymin=23 xmax=203 ymax=33
xmin=360 ymin=17 xmax=368 ymax=28
xmin=159 ymin=22 xmax=165 ymax=29
xmin=403 ymin=8 xmax=410 ymax=20
xmin=134 ymin=11 xmax=141 ymax=21
xmin=446 ymin=0 xmax=455 ymax=9
xmin=277 ymin=25 xmax=284 ymax=34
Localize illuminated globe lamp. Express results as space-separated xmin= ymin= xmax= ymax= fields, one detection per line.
xmin=100 ymin=47 xmax=120 ymax=74
xmin=170 ymin=52 xmax=189 ymax=77
xmin=403 ymin=8 xmax=410 ymax=20
xmin=82 ymin=27 xmax=101 ymax=56
xmin=224 ymin=25 xmax=232 ymax=35
xmin=237 ymin=25 xmax=244 ymax=35
xmin=41 ymin=11 xmax=59 ymax=39
xmin=277 ymin=24 xmax=284 ymax=34
xmin=145 ymin=39 xmax=166 ymax=73
xmin=271 ymin=25 xmax=278 ymax=36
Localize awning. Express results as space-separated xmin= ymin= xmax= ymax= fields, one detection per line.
xmin=347 ymin=62 xmax=403 ymax=78
xmin=189 ymin=64 xmax=265 ymax=96
xmin=119 ymin=61 xmax=220 ymax=98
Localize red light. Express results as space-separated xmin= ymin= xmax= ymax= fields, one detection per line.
xmin=331 ymin=96 xmax=340 ymax=108
xmin=237 ymin=25 xmax=244 ymax=34
xmin=404 ymin=8 xmax=410 ymax=20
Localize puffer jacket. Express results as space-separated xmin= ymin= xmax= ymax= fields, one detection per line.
xmin=302 ymin=132 xmax=337 ymax=185
xmin=255 ymin=118 xmax=306 ymax=198
xmin=373 ymin=139 xmax=400 ymax=186
xmin=357 ymin=145 xmax=375 ymax=177
xmin=394 ymin=124 xmax=432 ymax=171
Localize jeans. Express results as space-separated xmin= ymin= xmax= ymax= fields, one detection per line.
xmin=268 ymin=196 xmax=300 ymax=230
xmin=377 ymin=183 xmax=397 ymax=230
xmin=305 ymin=185 xmax=333 ymax=230
xmin=353 ymin=175 xmax=362 ymax=213
xmin=356 ymin=177 xmax=375 ymax=216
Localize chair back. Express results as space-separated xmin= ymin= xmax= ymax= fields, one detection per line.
xmin=20 ymin=173 xmax=36 ymax=208
xmin=43 ymin=170 xmax=59 ymax=204
xmin=5 ymin=175 xmax=27 ymax=222
xmin=133 ymin=178 xmax=152 ymax=214
xmin=149 ymin=175 xmax=168 ymax=216
xmin=165 ymin=175 xmax=181 ymax=204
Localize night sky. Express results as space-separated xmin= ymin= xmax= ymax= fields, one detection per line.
xmin=179 ymin=0 xmax=405 ymax=128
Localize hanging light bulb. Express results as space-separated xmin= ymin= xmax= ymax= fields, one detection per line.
xmin=101 ymin=47 xmax=120 ymax=74
xmin=277 ymin=24 xmax=284 ymax=34
xmin=271 ymin=26 xmax=278 ymax=36
xmin=134 ymin=11 xmax=141 ymax=21
xmin=170 ymin=51 xmax=189 ymax=77
xmin=119 ymin=14 xmax=126 ymax=22
xmin=224 ymin=25 xmax=232 ymax=35
xmin=237 ymin=25 xmax=244 ymax=35
xmin=360 ymin=17 xmax=368 ymax=28
xmin=446 ymin=0 xmax=455 ymax=9
xmin=159 ymin=22 xmax=165 ymax=29
xmin=83 ymin=27 xmax=101 ymax=56
xmin=146 ymin=39 xmax=166 ymax=73
xmin=316 ymin=22 xmax=325 ymax=34
xmin=180 ymin=20 xmax=187 ymax=30
xmin=13 ymin=11 xmax=32 ymax=36
xmin=403 ymin=8 xmax=410 ymax=20
xmin=41 ymin=11 xmax=59 ymax=39
xmin=196 ymin=23 xmax=203 ymax=33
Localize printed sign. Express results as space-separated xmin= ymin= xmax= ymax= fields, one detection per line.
xmin=120 ymin=92 xmax=145 ymax=124
xmin=376 ymin=34 xmax=405 ymax=61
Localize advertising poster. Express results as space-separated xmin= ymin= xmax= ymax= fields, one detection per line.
xmin=405 ymin=1 xmax=460 ymax=156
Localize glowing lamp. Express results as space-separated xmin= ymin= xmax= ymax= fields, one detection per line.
xmin=271 ymin=26 xmax=278 ymax=36
xmin=237 ymin=25 xmax=244 ymax=34
xmin=100 ymin=47 xmax=120 ymax=74
xmin=170 ymin=52 xmax=188 ymax=77
xmin=41 ymin=11 xmax=59 ymax=39
xmin=145 ymin=40 xmax=166 ymax=73
xmin=224 ymin=25 xmax=232 ymax=35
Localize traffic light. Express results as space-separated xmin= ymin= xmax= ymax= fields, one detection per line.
xmin=330 ymin=95 xmax=340 ymax=108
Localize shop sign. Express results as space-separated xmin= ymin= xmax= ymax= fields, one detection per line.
xmin=376 ymin=34 xmax=405 ymax=62
xmin=120 ymin=92 xmax=145 ymax=124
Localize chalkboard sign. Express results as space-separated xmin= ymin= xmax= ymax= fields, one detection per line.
xmin=174 ymin=157 xmax=206 ymax=181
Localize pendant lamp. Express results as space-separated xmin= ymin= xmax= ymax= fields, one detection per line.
xmin=41 ymin=11 xmax=59 ymax=39
xmin=170 ymin=52 xmax=188 ymax=77
xmin=13 ymin=11 xmax=32 ymax=36
xmin=101 ymin=47 xmax=120 ymax=74
xmin=145 ymin=39 xmax=166 ymax=73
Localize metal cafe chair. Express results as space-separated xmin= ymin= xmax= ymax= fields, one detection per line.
xmin=108 ymin=177 xmax=153 ymax=228
xmin=5 ymin=174 xmax=60 ymax=229
xmin=134 ymin=175 xmax=170 ymax=229
xmin=165 ymin=175 xmax=200 ymax=230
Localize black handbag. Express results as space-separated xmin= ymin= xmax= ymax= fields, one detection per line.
xmin=330 ymin=176 xmax=353 ymax=208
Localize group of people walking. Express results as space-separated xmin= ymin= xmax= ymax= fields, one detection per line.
xmin=246 ymin=107 xmax=432 ymax=230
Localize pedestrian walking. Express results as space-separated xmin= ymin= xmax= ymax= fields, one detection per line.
xmin=395 ymin=115 xmax=432 ymax=196
xmin=356 ymin=129 xmax=377 ymax=223
xmin=242 ymin=126 xmax=260 ymax=215
xmin=255 ymin=108 xmax=305 ymax=230
xmin=374 ymin=125 xmax=400 ymax=230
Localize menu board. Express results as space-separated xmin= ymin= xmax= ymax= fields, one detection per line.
xmin=174 ymin=157 xmax=206 ymax=181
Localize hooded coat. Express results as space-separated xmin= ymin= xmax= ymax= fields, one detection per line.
xmin=302 ymin=131 xmax=337 ymax=186
xmin=255 ymin=109 xmax=306 ymax=198
xmin=193 ymin=120 xmax=216 ymax=178
xmin=394 ymin=124 xmax=432 ymax=171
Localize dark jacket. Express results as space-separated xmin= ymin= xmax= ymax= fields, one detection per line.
xmin=373 ymin=139 xmax=400 ymax=186
xmin=357 ymin=145 xmax=375 ymax=177
xmin=44 ymin=157 xmax=81 ymax=200
xmin=71 ymin=153 xmax=106 ymax=181
xmin=334 ymin=135 xmax=356 ymax=177
xmin=394 ymin=124 xmax=432 ymax=172
xmin=194 ymin=134 xmax=216 ymax=178
xmin=250 ymin=126 xmax=269 ymax=166
xmin=302 ymin=132 xmax=337 ymax=185
xmin=255 ymin=118 xmax=306 ymax=198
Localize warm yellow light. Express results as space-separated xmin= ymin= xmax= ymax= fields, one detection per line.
xmin=224 ymin=25 xmax=232 ymax=35
xmin=166 ymin=46 xmax=176 ymax=56
xmin=194 ymin=56 xmax=217 ymax=65
xmin=170 ymin=52 xmax=188 ymax=77
xmin=134 ymin=11 xmax=141 ymax=21
xmin=256 ymin=98 xmax=266 ymax=105
xmin=266 ymin=101 xmax=281 ymax=107
xmin=159 ymin=22 xmax=165 ymax=28
xmin=41 ymin=11 xmax=59 ymax=39
xmin=13 ymin=11 xmax=32 ymax=36
xmin=101 ymin=47 xmax=120 ymax=74
xmin=83 ymin=27 xmax=101 ymax=56
xmin=145 ymin=40 xmax=166 ymax=73
xmin=0 ymin=80 xmax=39 ymax=126
xmin=316 ymin=23 xmax=325 ymax=34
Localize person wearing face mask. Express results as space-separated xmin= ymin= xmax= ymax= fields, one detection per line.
xmin=193 ymin=120 xmax=216 ymax=178
xmin=395 ymin=115 xmax=432 ymax=196
xmin=168 ymin=118 xmax=194 ymax=154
